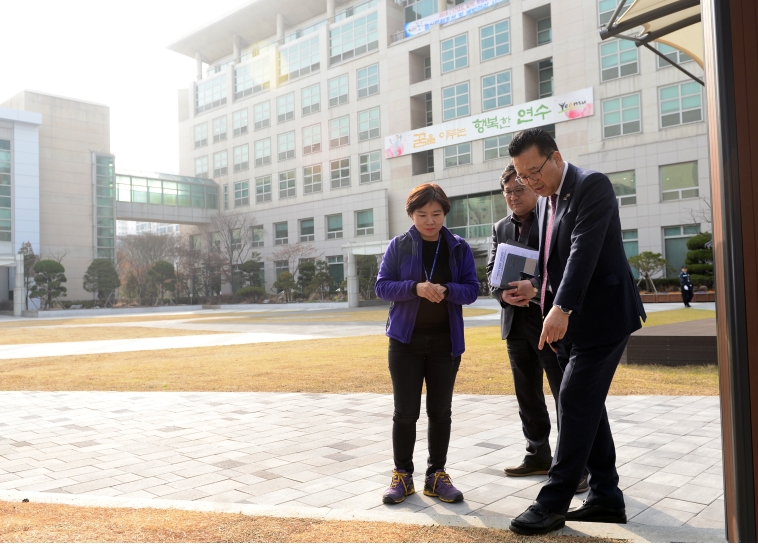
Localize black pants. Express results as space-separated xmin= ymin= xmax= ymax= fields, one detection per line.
xmin=389 ymin=329 xmax=460 ymax=476
xmin=506 ymin=305 xmax=564 ymax=467
xmin=536 ymin=334 xmax=629 ymax=514
xmin=682 ymin=288 xmax=693 ymax=306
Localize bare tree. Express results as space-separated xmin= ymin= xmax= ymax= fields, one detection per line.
xmin=117 ymin=233 xmax=177 ymax=300
xmin=682 ymin=196 xmax=713 ymax=226
xmin=267 ymin=243 xmax=321 ymax=281
xmin=45 ymin=247 xmax=69 ymax=264
xmin=208 ymin=210 xmax=257 ymax=295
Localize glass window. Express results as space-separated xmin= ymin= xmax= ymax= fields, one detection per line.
xmin=661 ymin=162 xmax=699 ymax=201
xmin=444 ymin=143 xmax=471 ymax=168
xmin=0 ymin=140 xmax=10 ymax=240
xmin=360 ymin=151 xmax=381 ymax=183
xmin=357 ymin=64 xmax=379 ymax=98
xmin=327 ymin=214 xmax=343 ymax=239
xmin=328 ymin=74 xmax=349 ymax=107
xmin=252 ymin=225 xmax=264 ymax=247
xmin=302 ymin=84 xmax=321 ymax=115
xmin=609 ymin=170 xmax=636 ymax=206
xmin=233 ymin=144 xmax=249 ymax=172
xmin=327 ymin=255 xmax=344 ymax=285
xmin=330 ymin=116 xmax=350 ymax=147
xmin=443 ymin=82 xmax=469 ymax=121
xmin=233 ymin=55 xmax=271 ymax=100
xmin=300 ymin=218 xmax=315 ymax=242
xmin=537 ymin=17 xmax=551 ymax=45
xmin=213 ymin=151 xmax=228 ymax=177
xmin=274 ymin=222 xmax=289 ymax=245
xmin=484 ymin=133 xmax=512 ymax=161
xmin=602 ymin=93 xmax=641 ymax=138
xmin=234 ymin=181 xmax=249 ymax=207
xmin=278 ymin=36 xmax=320 ymax=84
xmin=278 ymin=131 xmax=296 ymax=161
xmin=425 ymin=92 xmax=433 ymax=126
xmin=223 ymin=184 xmax=228 ymax=209
xmin=275 ymin=260 xmax=289 ymax=276
xmin=255 ymin=138 xmax=271 ymax=166
xmin=598 ymin=0 xmax=632 ymax=26
xmin=279 ymin=170 xmax=296 ymax=199
xmin=256 ymin=175 xmax=272 ymax=203
xmin=403 ymin=0 xmax=437 ymax=24
xmin=424 ymin=56 xmax=432 ymax=79
xmin=441 ymin=34 xmax=468 ymax=73
xmin=277 ymin=92 xmax=295 ymax=123
xmin=233 ymin=109 xmax=248 ymax=136
xmin=622 ymin=229 xmax=639 ymax=277
xmin=358 ymin=107 xmax=380 ymax=141
xmin=600 ymin=40 xmax=638 ymax=82
xmin=329 ymin=11 xmax=379 ymax=65
xmin=445 ymin=191 xmax=509 ymax=238
xmin=196 ymin=75 xmax=227 ymax=113
xmin=482 ymin=71 xmax=511 ymax=111
xmin=195 ymin=156 xmax=208 ymax=178
xmin=538 ymin=59 xmax=553 ymax=98
xmin=303 ymin=124 xmax=322 ymax=154
xmin=194 ymin=123 xmax=207 ymax=148
xmin=356 ymin=209 xmax=374 ymax=236
xmin=212 ymin=116 xmax=227 ymax=142
xmin=657 ymin=43 xmax=693 ymax=68
xmin=659 ymin=82 xmax=703 ymax=127
xmin=304 ymin=165 xmax=322 ymax=194
xmin=663 ymin=224 xmax=701 ymax=276
xmin=254 ymin=101 xmax=270 ymax=130
xmin=331 ymin=158 xmax=350 ymax=188
xmin=480 ymin=20 xmax=510 ymax=61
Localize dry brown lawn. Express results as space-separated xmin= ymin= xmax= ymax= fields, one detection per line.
xmin=190 ymin=307 xmax=497 ymax=324
xmin=0 ymin=501 xmax=620 ymax=543
xmin=0 ymin=325 xmax=718 ymax=395
xmin=0 ymin=326 xmax=221 ymax=345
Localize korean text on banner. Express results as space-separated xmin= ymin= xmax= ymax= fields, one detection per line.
xmin=404 ymin=0 xmax=507 ymax=37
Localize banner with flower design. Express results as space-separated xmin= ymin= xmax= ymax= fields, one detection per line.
xmin=385 ymin=87 xmax=594 ymax=159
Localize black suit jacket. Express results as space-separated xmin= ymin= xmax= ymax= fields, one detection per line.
xmin=537 ymin=163 xmax=646 ymax=347
xmin=486 ymin=211 xmax=541 ymax=339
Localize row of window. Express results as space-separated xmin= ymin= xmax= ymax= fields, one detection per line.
xmin=218 ymin=153 xmax=382 ymax=209
xmin=197 ymin=9 xmax=378 ymax=113
xmin=0 ymin=140 xmax=11 ymax=242
xmin=621 ymin=224 xmax=701 ymax=277
xmin=610 ymin=161 xmax=701 ymax=206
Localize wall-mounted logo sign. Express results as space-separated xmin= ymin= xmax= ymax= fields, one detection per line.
xmin=404 ymin=0 xmax=507 ymax=37
xmin=385 ymin=88 xmax=594 ymax=159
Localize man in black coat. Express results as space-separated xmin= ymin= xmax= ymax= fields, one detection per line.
xmin=506 ymin=129 xmax=646 ymax=535
xmin=487 ymin=164 xmax=588 ymax=493
xmin=680 ymin=266 xmax=694 ymax=307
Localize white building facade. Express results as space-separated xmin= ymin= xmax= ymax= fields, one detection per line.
xmin=171 ymin=0 xmax=710 ymax=293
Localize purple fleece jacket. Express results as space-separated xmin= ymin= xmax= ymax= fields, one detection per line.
xmin=375 ymin=225 xmax=479 ymax=356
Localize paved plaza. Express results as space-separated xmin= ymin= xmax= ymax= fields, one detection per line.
xmin=0 ymin=391 xmax=725 ymax=542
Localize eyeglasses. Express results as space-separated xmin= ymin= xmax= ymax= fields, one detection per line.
xmin=503 ymin=187 xmax=527 ymax=198
xmin=516 ymin=151 xmax=554 ymax=185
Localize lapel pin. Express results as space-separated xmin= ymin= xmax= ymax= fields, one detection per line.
xmin=563 ymin=193 xmax=571 ymax=200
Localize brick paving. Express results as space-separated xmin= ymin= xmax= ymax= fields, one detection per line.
xmin=0 ymin=391 xmax=723 ymax=537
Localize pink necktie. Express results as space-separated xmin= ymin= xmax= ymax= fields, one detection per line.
xmin=540 ymin=194 xmax=558 ymax=314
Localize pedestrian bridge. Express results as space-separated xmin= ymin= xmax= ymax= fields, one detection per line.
xmin=115 ymin=170 xmax=218 ymax=225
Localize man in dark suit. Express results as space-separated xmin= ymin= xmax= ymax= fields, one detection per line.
xmin=487 ymin=164 xmax=584 ymax=489
xmin=680 ymin=266 xmax=694 ymax=307
xmin=506 ymin=128 xmax=646 ymax=535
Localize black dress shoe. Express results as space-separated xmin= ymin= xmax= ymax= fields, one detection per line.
xmin=575 ymin=474 xmax=589 ymax=494
xmin=504 ymin=461 xmax=551 ymax=477
xmin=565 ymin=500 xmax=627 ymax=524
xmin=509 ymin=502 xmax=565 ymax=535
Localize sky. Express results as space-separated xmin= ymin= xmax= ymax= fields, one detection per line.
xmin=0 ymin=0 xmax=246 ymax=175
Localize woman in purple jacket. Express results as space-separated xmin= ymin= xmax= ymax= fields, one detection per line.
xmin=375 ymin=183 xmax=479 ymax=505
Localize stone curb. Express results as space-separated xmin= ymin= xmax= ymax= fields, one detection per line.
xmin=0 ymin=491 xmax=725 ymax=543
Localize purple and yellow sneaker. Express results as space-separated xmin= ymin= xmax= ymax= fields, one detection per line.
xmin=382 ymin=469 xmax=415 ymax=504
xmin=424 ymin=470 xmax=463 ymax=503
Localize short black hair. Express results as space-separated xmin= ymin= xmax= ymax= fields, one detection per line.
xmin=499 ymin=163 xmax=516 ymax=191
xmin=406 ymin=183 xmax=451 ymax=216
xmin=508 ymin=128 xmax=558 ymax=159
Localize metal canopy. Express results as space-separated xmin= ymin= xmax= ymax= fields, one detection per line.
xmin=600 ymin=0 xmax=704 ymax=86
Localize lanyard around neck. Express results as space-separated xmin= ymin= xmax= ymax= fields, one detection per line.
xmin=423 ymin=236 xmax=442 ymax=282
